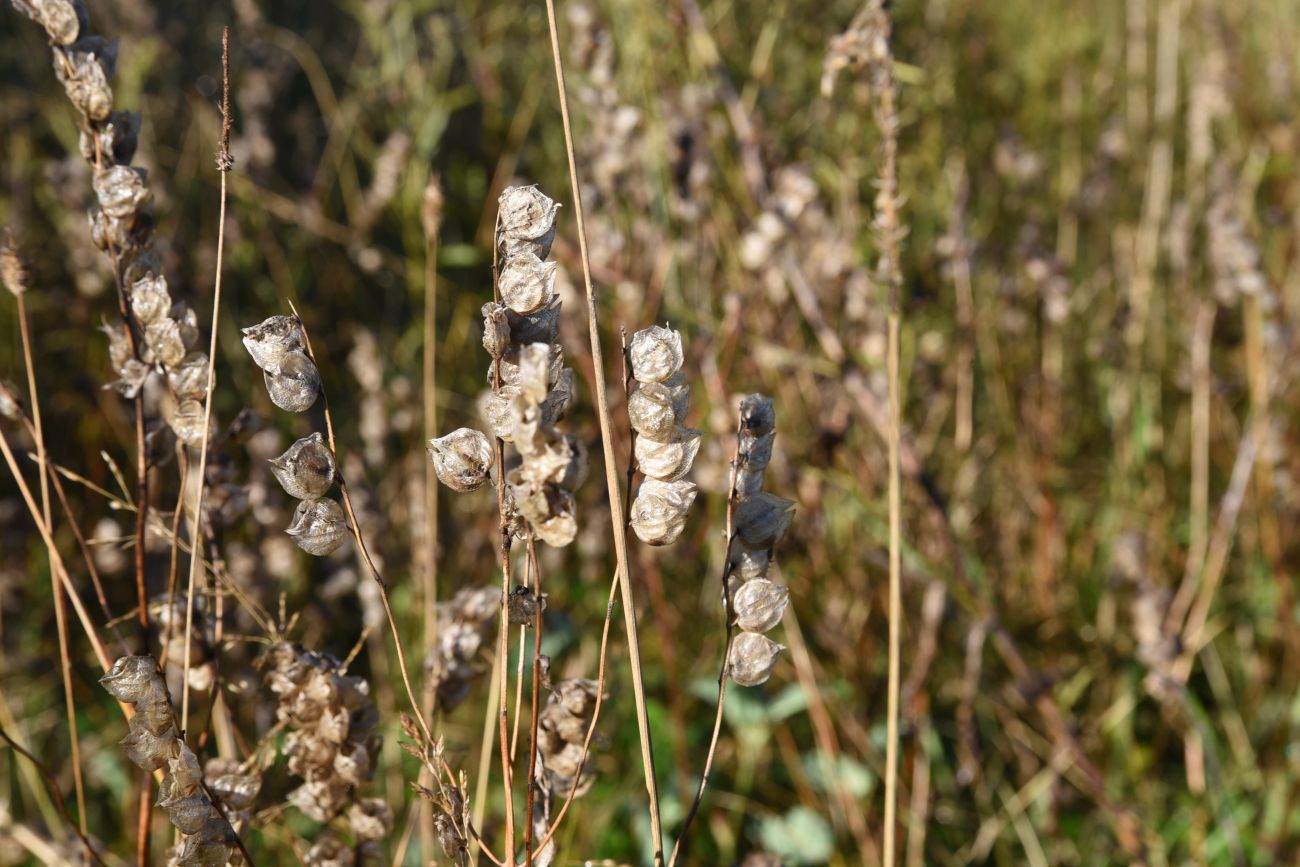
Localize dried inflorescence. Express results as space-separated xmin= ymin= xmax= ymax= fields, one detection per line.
xmin=627 ymin=325 xmax=699 ymax=546
xmin=256 ymin=643 xmax=387 ymax=854
xmin=536 ymin=679 xmax=600 ymax=798
xmin=725 ymin=395 xmax=794 ymax=687
xmin=99 ymin=656 xmax=240 ymax=865
xmin=429 ymin=586 xmax=500 ymax=711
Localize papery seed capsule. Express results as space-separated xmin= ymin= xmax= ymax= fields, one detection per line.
xmin=175 ymin=814 xmax=236 ymax=867
xmin=629 ymin=477 xmax=698 ymax=546
xmin=145 ymin=317 xmax=187 ymax=369
xmin=497 ymin=186 xmax=559 ymax=260
xmin=507 ymin=295 xmax=562 ymax=345
xmin=287 ymin=497 xmax=349 ymax=556
xmin=120 ymin=722 xmax=175 ymax=770
xmin=541 ymin=369 xmax=575 ymax=424
xmin=627 ymin=376 xmax=690 ymax=441
xmin=130 ymin=272 xmax=171 ymax=325
xmin=480 ymin=386 xmax=520 ymax=442
xmin=514 ymin=342 xmax=555 ymax=404
xmin=94 ymin=165 xmax=150 ymax=219
xmin=12 ymin=0 xmax=88 ymax=45
xmin=507 ymin=584 xmax=547 ymax=626
xmin=481 ymin=301 xmax=512 ymax=360
xmin=271 ymin=432 xmax=337 ymax=498
xmin=728 ymin=632 xmax=783 ymax=686
xmin=733 ymin=579 xmax=790 ymax=633
xmin=53 ymin=37 xmax=117 ymax=120
xmin=0 ymin=234 xmax=27 ymax=297
xmin=79 ymin=110 xmax=140 ymax=165
xmin=733 ymin=492 xmax=796 ymax=550
xmin=264 ymin=350 xmax=321 ymax=413
xmin=100 ymin=655 xmax=161 ymax=702
xmin=635 ymin=427 xmax=701 ymax=482
xmin=168 ymin=352 xmax=209 ymax=402
xmin=241 ymin=315 xmax=305 ymax=373
xmin=739 ymin=430 xmax=775 ymax=470
xmin=171 ymin=303 xmax=200 ymax=352
xmin=0 ymin=379 xmax=22 ymax=421
xmin=428 ymin=428 xmax=495 ymax=493
xmin=628 ymin=325 xmax=684 ymax=383
xmin=166 ymin=398 xmax=208 ymax=447
xmin=733 ymin=466 xmax=765 ymax=499
xmin=499 ymin=252 xmax=558 ymax=315
xmin=739 ymin=393 xmax=776 ymax=437
xmin=349 ymin=798 xmax=394 ymax=842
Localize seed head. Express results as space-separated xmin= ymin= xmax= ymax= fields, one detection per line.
xmin=728 ymin=632 xmax=783 ymax=686
xmin=129 ymin=271 xmax=171 ymax=324
xmin=287 ymin=497 xmax=349 ymax=556
xmin=271 ymin=432 xmax=338 ymax=499
xmin=733 ymin=579 xmax=790 ymax=633
xmin=629 ymin=477 xmax=698 ymax=546
xmin=421 ymin=176 xmax=444 ymax=242
xmin=728 ymin=545 xmax=772 ymax=581
xmin=428 ymin=427 xmax=495 ymax=493
xmin=11 ymin=0 xmax=88 ymax=45
xmin=264 ymin=350 xmax=321 ymax=413
xmin=628 ymin=325 xmax=685 ymax=383
xmin=93 ymin=164 xmax=150 ymax=219
xmin=167 ymin=352 xmax=210 ymax=402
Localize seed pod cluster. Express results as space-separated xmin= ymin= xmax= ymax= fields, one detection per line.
xmin=725 ymin=395 xmax=794 ymax=687
xmin=429 ymin=586 xmax=500 ymax=711
xmin=99 ymin=656 xmax=239 ymax=866
xmin=628 ymin=326 xmax=699 ymax=546
xmin=536 ymin=679 xmax=600 ymax=798
xmin=255 ymin=643 xmax=386 ymax=846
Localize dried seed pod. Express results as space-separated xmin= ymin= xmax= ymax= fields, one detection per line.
xmin=497 ymin=185 xmax=559 ymax=260
xmin=541 ymin=369 xmax=575 ymax=424
xmin=0 ymin=233 xmax=27 ymax=297
xmin=130 ymin=271 xmax=171 ymax=325
xmin=305 ymin=835 xmax=356 ymax=867
xmin=204 ymin=759 xmax=261 ymax=812
xmin=88 ymin=206 xmax=152 ymax=254
xmin=271 ymin=432 xmax=338 ymax=498
xmin=287 ymin=497 xmax=348 ymax=556
xmin=733 ymin=579 xmax=790 ymax=633
xmin=0 ymin=379 xmax=23 ymax=421
xmin=507 ymin=584 xmax=546 ymax=626
xmin=739 ymin=393 xmax=776 ymax=437
xmin=499 ymin=252 xmax=559 ymax=315
xmin=629 ymin=477 xmax=698 ymax=546
xmin=100 ymin=655 xmax=162 ymax=702
xmin=627 ymin=377 xmax=690 ymax=441
xmin=264 ymin=350 xmax=321 ymax=413
xmin=634 ymin=427 xmax=701 ymax=482
xmin=168 ymin=352 xmax=209 ymax=401
xmin=79 ymin=110 xmax=140 ymax=165
xmin=52 ymin=36 xmax=116 ymax=120
xmin=538 ymin=679 xmax=599 ymax=797
xmin=480 ymin=386 xmax=520 ymax=442
xmin=509 ymin=473 xmax=579 ymax=548
xmin=733 ymin=492 xmax=796 ymax=550
xmin=481 ymin=301 xmax=512 ymax=359
xmin=348 ymin=798 xmax=394 ymax=842
xmin=497 ymin=342 xmax=564 ymax=397
xmin=166 ymin=397 xmax=208 ymax=447
xmin=170 ymin=303 xmax=200 ymax=352
xmin=507 ymin=295 xmax=562 ymax=345
xmin=628 ymin=325 xmax=684 ymax=383
xmin=739 ymin=430 xmax=775 ymax=471
xmin=733 ymin=466 xmax=765 ymax=499
xmin=728 ymin=632 xmax=783 ymax=686
xmin=431 ymin=586 xmax=500 ymax=710
xmin=428 ymin=427 xmax=495 ymax=493
xmin=174 ymin=814 xmax=236 ymax=867
xmin=11 ymin=0 xmax=88 ymax=44
xmin=145 ymin=317 xmax=188 ymax=369
xmin=241 ymin=315 xmax=305 ymax=373
xmin=93 ymin=165 xmax=150 ymax=219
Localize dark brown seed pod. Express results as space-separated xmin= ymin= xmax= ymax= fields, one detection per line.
xmin=628 ymin=325 xmax=685 ymax=384
xmin=739 ymin=430 xmax=775 ymax=471
xmin=241 ymin=314 xmax=305 ymax=373
xmin=271 ymin=432 xmax=338 ymax=498
xmin=733 ymin=492 xmax=796 ymax=550
xmin=287 ymin=497 xmax=349 ymax=556
xmin=428 ymin=427 xmax=495 ymax=493
xmin=733 ymin=579 xmax=790 ymax=633
xmin=507 ymin=295 xmax=562 ymax=345
xmin=728 ymin=632 xmax=783 ymax=686
xmin=733 ymin=466 xmax=766 ymax=499
xmin=739 ymin=393 xmax=776 ymax=437
xmin=264 ymin=350 xmax=321 ymax=413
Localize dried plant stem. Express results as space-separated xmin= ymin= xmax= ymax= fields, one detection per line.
xmin=420 ymin=183 xmax=441 ymax=866
xmin=15 ymin=293 xmax=88 ymax=834
xmin=522 ymin=533 xmax=545 ymax=867
xmin=471 ymin=649 xmax=503 ymax=867
xmin=542 ymin=3 xmax=665 ymax=860
xmin=160 ymin=451 xmax=190 ymax=670
xmin=667 ymin=424 xmax=741 ymax=867
xmin=0 ymin=727 xmax=104 ymax=866
xmin=884 ymin=310 xmax=902 ymax=865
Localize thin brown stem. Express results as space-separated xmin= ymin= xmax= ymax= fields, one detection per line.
xmin=522 ymin=533 xmax=545 ymax=867
xmin=542 ymin=3 xmax=664 ymax=860
xmin=0 ymin=727 xmax=105 ymax=866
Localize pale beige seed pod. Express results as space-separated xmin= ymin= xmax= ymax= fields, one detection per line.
xmin=733 ymin=466 xmax=765 ymax=499
xmin=495 ymin=342 xmax=563 ymax=395
xmin=100 ymin=655 xmax=162 ymax=703
xmin=79 ymin=110 xmax=140 ymax=166
xmin=733 ymin=492 xmax=796 ymax=550
xmin=733 ymin=579 xmax=790 ymax=633
xmin=628 ymin=325 xmax=684 ymax=383
xmin=241 ymin=314 xmax=306 ymax=373
xmin=145 ymin=316 xmax=188 ymax=369
xmin=265 ymin=350 xmax=321 ymax=413
xmin=634 ymin=427 xmax=702 ymax=482
xmin=497 ymin=185 xmax=560 ymax=260
xmin=165 ymin=397 xmax=208 ymax=448
xmin=508 ymin=473 xmax=579 ymax=547
xmin=480 ymin=386 xmax=521 ymax=442
xmin=428 ymin=427 xmax=495 ymax=493
xmin=349 ymin=798 xmax=394 ymax=842
xmin=481 ymin=301 xmax=512 ymax=359
xmin=11 ymin=0 xmax=87 ymax=45
xmin=499 ymin=252 xmax=558 ymax=315
xmin=53 ymin=37 xmax=116 ymax=121
xmin=0 ymin=233 xmax=27 ymax=297
xmin=93 ymin=165 xmax=150 ymax=219
xmin=130 ymin=272 xmax=171 ymax=325
xmin=739 ymin=430 xmax=775 ymax=471
xmin=272 ymin=432 xmax=338 ymax=499
xmin=0 ymin=379 xmax=22 ymax=421
xmin=168 ymin=352 xmax=210 ymax=402
xmin=627 ymin=376 xmax=690 ymax=441
xmin=507 ymin=295 xmax=562 ymax=345
xmin=739 ymin=393 xmax=776 ymax=437
xmin=630 ymin=477 xmax=698 ymax=546
xmin=287 ymin=497 xmax=349 ymax=556
xmin=728 ymin=632 xmax=783 ymax=686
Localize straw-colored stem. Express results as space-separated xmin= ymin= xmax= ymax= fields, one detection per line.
xmin=884 ymin=311 xmax=902 ymax=865
xmin=522 ymin=533 xmax=545 ymax=867
xmin=420 ymin=190 xmax=441 ymax=865
xmin=542 ymin=2 xmax=665 ymax=860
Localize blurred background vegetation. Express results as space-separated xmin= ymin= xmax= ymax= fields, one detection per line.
xmin=2 ymin=0 xmax=1299 ymax=864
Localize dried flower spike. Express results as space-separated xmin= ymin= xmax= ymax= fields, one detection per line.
xmin=728 ymin=632 xmax=784 ymax=686
xmin=429 ymin=427 xmax=495 ymax=493
xmin=11 ymin=0 xmax=87 ymax=45
xmin=628 ymin=325 xmax=685 ymax=383
xmin=271 ymin=432 xmax=337 ymax=499
xmin=287 ymin=497 xmax=349 ymax=556
xmin=0 ymin=231 xmax=28 ymax=296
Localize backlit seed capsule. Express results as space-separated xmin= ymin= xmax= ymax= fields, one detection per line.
xmin=634 ymin=427 xmax=702 ymax=482
xmin=739 ymin=430 xmax=775 ymax=470
xmin=94 ymin=165 xmax=150 ymax=219
xmin=53 ymin=37 xmax=117 ymax=120
xmin=739 ymin=393 xmax=776 ymax=437
xmin=12 ymin=0 xmax=88 ymax=45
xmin=264 ymin=350 xmax=321 ymax=413
xmin=481 ymin=386 xmax=521 ymax=442
xmin=733 ymin=579 xmax=790 ymax=633
xmin=627 ymin=377 xmax=690 ymax=441
xmin=166 ymin=398 xmax=207 ymax=447
xmin=733 ymin=492 xmax=796 ymax=550
xmin=481 ymin=302 xmax=512 ymax=359
xmin=130 ymin=272 xmax=171 ymax=325
xmin=287 ymin=497 xmax=349 ymax=556
xmin=271 ymin=432 xmax=338 ymax=498
xmin=499 ymin=252 xmax=558 ymax=315
xmin=241 ymin=315 xmax=305 ymax=373
xmin=100 ymin=655 xmax=161 ymax=703
xmin=168 ymin=352 xmax=209 ymax=401
xmin=630 ymin=477 xmax=698 ymax=546
xmin=497 ymin=186 xmax=560 ymax=260
xmin=507 ymin=295 xmax=562 ymax=345
xmin=428 ymin=428 xmax=495 ymax=493
xmin=728 ymin=632 xmax=783 ymax=686
xmin=145 ymin=317 xmax=187 ymax=369
xmin=628 ymin=325 xmax=684 ymax=383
